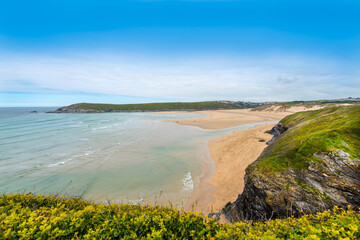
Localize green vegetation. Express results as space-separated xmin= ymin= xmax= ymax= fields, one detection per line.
xmin=57 ymin=98 xmax=360 ymax=112
xmin=252 ymin=98 xmax=360 ymax=112
xmin=1 ymin=193 xmax=360 ymax=239
xmin=277 ymin=99 xmax=359 ymax=106
xmin=254 ymin=105 xmax=360 ymax=173
xmin=64 ymin=101 xmax=250 ymax=111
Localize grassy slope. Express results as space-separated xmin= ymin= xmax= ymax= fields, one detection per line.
xmin=1 ymin=194 xmax=360 ymax=239
xmin=68 ymin=101 xmax=246 ymax=111
xmin=254 ymin=105 xmax=360 ymax=173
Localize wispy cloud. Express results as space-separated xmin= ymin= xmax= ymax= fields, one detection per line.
xmin=0 ymin=51 xmax=358 ymax=103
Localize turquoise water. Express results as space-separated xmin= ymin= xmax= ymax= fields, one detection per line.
xmin=0 ymin=108 xmax=273 ymax=208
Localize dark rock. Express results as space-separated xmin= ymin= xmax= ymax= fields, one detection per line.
xmin=266 ymin=123 xmax=288 ymax=145
xmin=30 ymin=111 xmax=38 ymax=113
xmin=223 ymin=149 xmax=360 ymax=222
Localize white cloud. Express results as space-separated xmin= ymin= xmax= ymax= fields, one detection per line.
xmin=0 ymin=51 xmax=358 ymax=102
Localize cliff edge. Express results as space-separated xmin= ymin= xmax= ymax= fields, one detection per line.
xmin=223 ymin=105 xmax=360 ymax=222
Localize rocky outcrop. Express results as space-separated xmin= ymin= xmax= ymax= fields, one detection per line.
xmin=223 ymin=150 xmax=360 ymax=222
xmin=266 ymin=123 xmax=288 ymax=145
xmin=223 ymin=106 xmax=360 ymax=222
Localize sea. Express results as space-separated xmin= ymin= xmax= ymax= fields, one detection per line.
xmin=0 ymin=107 xmax=272 ymax=208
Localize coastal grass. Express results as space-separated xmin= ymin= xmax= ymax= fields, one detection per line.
xmin=1 ymin=193 xmax=360 ymax=239
xmin=254 ymin=105 xmax=360 ymax=174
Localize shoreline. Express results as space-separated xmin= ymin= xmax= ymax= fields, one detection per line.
xmin=183 ymin=122 xmax=276 ymax=217
xmin=183 ymin=142 xmax=216 ymax=213
xmin=168 ymin=108 xmax=318 ymax=216
xmin=207 ymin=124 xmax=274 ymax=213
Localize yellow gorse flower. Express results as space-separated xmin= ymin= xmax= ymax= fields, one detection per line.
xmin=1 ymin=193 xmax=360 ymax=239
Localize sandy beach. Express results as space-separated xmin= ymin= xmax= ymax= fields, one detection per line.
xmin=207 ymin=124 xmax=274 ymax=212
xmin=165 ymin=109 xmax=287 ymax=130
xmin=177 ymin=106 xmax=330 ymax=215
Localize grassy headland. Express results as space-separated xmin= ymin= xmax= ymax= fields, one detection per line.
xmin=253 ymin=105 xmax=360 ymax=173
xmin=51 ymin=98 xmax=360 ymax=113
xmin=52 ymin=101 xmax=260 ymax=113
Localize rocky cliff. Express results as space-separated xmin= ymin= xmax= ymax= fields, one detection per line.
xmin=223 ymin=105 xmax=360 ymax=222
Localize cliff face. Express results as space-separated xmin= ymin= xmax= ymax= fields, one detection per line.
xmin=223 ymin=105 xmax=360 ymax=222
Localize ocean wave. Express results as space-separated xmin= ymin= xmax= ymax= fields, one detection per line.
xmin=182 ymin=172 xmax=193 ymax=191
xmin=45 ymin=150 xmax=94 ymax=168
xmin=83 ymin=151 xmax=92 ymax=156
xmin=47 ymin=161 xmax=66 ymax=167
xmin=91 ymin=125 xmax=113 ymax=131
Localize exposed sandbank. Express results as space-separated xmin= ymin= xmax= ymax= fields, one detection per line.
xmin=164 ymin=109 xmax=286 ymax=129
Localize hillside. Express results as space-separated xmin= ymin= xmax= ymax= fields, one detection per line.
xmin=49 ymin=98 xmax=360 ymax=113
xmin=49 ymin=101 xmax=259 ymax=113
xmin=224 ymin=105 xmax=360 ymax=222
xmin=1 ymin=194 xmax=360 ymax=239
xmin=251 ymin=98 xmax=360 ymax=112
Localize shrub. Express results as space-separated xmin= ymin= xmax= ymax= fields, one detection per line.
xmin=1 ymin=193 xmax=360 ymax=239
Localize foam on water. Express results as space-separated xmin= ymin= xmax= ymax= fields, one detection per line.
xmin=47 ymin=161 xmax=66 ymax=167
xmin=182 ymin=172 xmax=193 ymax=191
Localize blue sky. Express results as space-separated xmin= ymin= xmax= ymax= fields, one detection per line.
xmin=0 ymin=0 xmax=359 ymax=106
